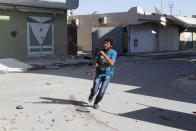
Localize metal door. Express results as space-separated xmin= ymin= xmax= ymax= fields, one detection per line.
xmin=129 ymin=24 xmax=155 ymax=53
xmin=27 ymin=16 xmax=54 ymax=56
xmin=68 ymin=24 xmax=77 ymax=56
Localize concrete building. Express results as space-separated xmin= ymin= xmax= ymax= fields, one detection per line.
xmin=0 ymin=0 xmax=79 ymax=58
xmin=69 ymin=7 xmax=196 ymax=55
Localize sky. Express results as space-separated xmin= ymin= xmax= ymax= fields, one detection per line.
xmin=71 ymin=0 xmax=196 ymax=17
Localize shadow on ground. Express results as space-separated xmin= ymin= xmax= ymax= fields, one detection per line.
xmin=24 ymin=58 xmax=196 ymax=130
xmin=101 ymin=105 xmax=196 ymax=131
xmin=29 ymin=97 xmax=93 ymax=109
xmin=28 ymin=59 xmax=196 ymax=104
xmin=120 ymin=106 xmax=196 ymax=131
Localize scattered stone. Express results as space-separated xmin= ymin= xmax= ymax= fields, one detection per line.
xmin=1 ymin=126 xmax=6 ymax=131
xmin=9 ymin=127 xmax=17 ymax=130
xmin=157 ymin=109 xmax=163 ymax=112
xmin=10 ymin=120 xmax=16 ymax=124
xmin=188 ymin=74 xmax=196 ymax=80
xmin=0 ymin=117 xmax=6 ymax=120
xmin=76 ymin=108 xmax=90 ymax=113
xmin=46 ymin=65 xmax=59 ymax=69
xmin=46 ymin=83 xmax=51 ymax=85
xmin=83 ymin=124 xmax=88 ymax=127
xmin=105 ymin=121 xmax=109 ymax=124
xmin=16 ymin=105 xmax=23 ymax=110
xmin=51 ymin=119 xmax=55 ymax=123
xmin=159 ymin=115 xmax=174 ymax=122
xmin=65 ymin=119 xmax=74 ymax=122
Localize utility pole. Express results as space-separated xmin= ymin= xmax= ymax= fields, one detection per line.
xmin=161 ymin=0 xmax=163 ymax=14
xmin=168 ymin=1 xmax=174 ymax=15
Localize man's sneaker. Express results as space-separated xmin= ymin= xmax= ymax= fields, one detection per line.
xmin=94 ymin=103 xmax=99 ymax=109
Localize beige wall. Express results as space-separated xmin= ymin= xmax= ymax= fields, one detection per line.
xmin=70 ymin=7 xmax=166 ymax=52
xmin=71 ymin=7 xmax=144 ymax=52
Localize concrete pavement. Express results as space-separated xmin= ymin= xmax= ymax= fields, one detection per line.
xmin=175 ymin=77 xmax=196 ymax=94
xmin=0 ymin=57 xmax=196 ymax=131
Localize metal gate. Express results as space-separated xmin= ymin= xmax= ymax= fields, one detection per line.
xmin=27 ymin=16 xmax=54 ymax=56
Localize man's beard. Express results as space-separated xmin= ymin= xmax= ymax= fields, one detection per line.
xmin=104 ymin=47 xmax=111 ymax=52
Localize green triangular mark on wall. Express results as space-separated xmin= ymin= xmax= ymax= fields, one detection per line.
xmin=43 ymin=18 xmax=55 ymax=24
xmin=42 ymin=25 xmax=52 ymax=46
xmin=27 ymin=17 xmax=39 ymax=23
xmin=30 ymin=25 xmax=40 ymax=46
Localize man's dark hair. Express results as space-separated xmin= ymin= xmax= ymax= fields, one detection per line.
xmin=104 ymin=37 xmax=114 ymax=47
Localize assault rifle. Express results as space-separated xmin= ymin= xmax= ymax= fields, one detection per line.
xmin=94 ymin=47 xmax=101 ymax=65
xmin=91 ymin=47 xmax=101 ymax=79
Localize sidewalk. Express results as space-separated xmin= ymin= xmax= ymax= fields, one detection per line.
xmin=0 ymin=57 xmax=196 ymax=131
xmin=0 ymin=56 xmax=91 ymax=73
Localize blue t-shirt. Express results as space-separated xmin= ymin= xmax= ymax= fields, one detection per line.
xmin=96 ymin=49 xmax=117 ymax=77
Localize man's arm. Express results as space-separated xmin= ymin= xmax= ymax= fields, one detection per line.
xmin=94 ymin=62 xmax=99 ymax=68
xmin=100 ymin=51 xmax=115 ymax=66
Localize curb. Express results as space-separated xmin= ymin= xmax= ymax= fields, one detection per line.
xmin=28 ymin=60 xmax=91 ymax=71
xmin=125 ymin=51 xmax=196 ymax=60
